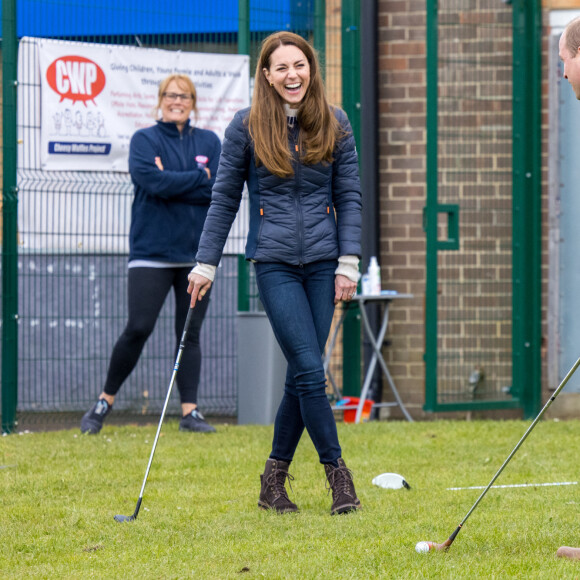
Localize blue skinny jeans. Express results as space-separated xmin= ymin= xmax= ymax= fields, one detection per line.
xmin=254 ymin=260 xmax=341 ymax=465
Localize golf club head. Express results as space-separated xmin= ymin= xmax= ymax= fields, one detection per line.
xmin=431 ymin=540 xmax=452 ymax=552
xmin=114 ymin=514 xmax=136 ymax=523
xmin=372 ymin=472 xmax=411 ymax=490
xmin=429 ymin=525 xmax=462 ymax=552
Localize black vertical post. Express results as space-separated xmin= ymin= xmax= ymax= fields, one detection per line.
xmin=511 ymin=0 xmax=542 ymax=419
xmin=360 ymin=0 xmax=382 ymax=409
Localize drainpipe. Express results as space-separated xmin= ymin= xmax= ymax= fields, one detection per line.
xmin=360 ymin=0 xmax=382 ymax=408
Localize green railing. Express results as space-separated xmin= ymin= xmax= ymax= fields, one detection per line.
xmin=424 ymin=0 xmax=542 ymax=418
xmin=2 ymin=0 xmax=19 ymax=434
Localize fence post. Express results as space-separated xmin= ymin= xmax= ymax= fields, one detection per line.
xmin=238 ymin=0 xmax=250 ymax=56
xmin=340 ymin=0 xmax=362 ymax=396
xmin=2 ymin=0 xmax=19 ymax=433
xmin=236 ymin=0 xmax=251 ymax=313
xmin=314 ymin=0 xmax=326 ymax=72
xmin=423 ymin=0 xmax=439 ymax=412
xmin=511 ymin=0 xmax=542 ymax=419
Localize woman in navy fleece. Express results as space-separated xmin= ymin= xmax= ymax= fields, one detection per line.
xmin=81 ymin=74 xmax=221 ymax=435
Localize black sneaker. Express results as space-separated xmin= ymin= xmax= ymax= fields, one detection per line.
xmin=179 ymin=409 xmax=216 ymax=433
xmin=80 ymin=398 xmax=112 ymax=434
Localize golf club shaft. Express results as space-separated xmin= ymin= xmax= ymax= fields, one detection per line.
xmin=443 ymin=354 xmax=580 ymax=546
xmin=132 ymin=307 xmax=195 ymax=518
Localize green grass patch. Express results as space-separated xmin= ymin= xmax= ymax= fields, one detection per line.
xmin=1 ymin=419 xmax=580 ymax=578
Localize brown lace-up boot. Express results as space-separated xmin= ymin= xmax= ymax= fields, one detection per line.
xmin=324 ymin=458 xmax=361 ymax=515
xmin=258 ymin=458 xmax=299 ymax=513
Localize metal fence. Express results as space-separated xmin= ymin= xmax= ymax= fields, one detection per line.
xmin=2 ymin=0 xmax=347 ymax=429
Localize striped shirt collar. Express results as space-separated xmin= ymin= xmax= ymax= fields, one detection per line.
xmin=284 ymin=104 xmax=298 ymax=128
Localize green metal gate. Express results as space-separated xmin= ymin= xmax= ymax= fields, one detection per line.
xmin=424 ymin=0 xmax=542 ymax=418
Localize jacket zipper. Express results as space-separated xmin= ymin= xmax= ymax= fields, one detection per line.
xmin=293 ymin=135 xmax=305 ymax=266
xmin=180 ymin=130 xmax=187 ymax=170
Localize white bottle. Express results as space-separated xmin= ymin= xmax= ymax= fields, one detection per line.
xmin=367 ymin=256 xmax=381 ymax=296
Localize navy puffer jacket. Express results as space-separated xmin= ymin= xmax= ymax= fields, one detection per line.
xmin=196 ymin=106 xmax=362 ymax=266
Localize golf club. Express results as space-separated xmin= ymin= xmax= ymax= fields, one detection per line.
xmin=419 ymin=354 xmax=580 ymax=552
xmin=114 ymin=307 xmax=195 ymax=523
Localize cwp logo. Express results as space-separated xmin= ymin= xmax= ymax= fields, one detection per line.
xmin=46 ymin=56 xmax=106 ymax=105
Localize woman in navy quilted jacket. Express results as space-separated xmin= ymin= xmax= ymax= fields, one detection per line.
xmin=188 ymin=32 xmax=363 ymax=514
xmin=81 ymin=74 xmax=220 ymax=435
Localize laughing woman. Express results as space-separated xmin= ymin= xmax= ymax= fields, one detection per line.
xmin=188 ymin=32 xmax=363 ymax=514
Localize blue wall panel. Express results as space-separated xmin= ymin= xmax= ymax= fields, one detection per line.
xmin=1 ymin=0 xmax=314 ymax=38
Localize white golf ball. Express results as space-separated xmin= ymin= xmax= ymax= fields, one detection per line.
xmin=415 ymin=541 xmax=431 ymax=554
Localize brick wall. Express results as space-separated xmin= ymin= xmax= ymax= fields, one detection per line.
xmin=377 ymin=1 xmax=550 ymax=419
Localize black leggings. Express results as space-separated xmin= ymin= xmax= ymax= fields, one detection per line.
xmin=103 ymin=266 xmax=211 ymax=404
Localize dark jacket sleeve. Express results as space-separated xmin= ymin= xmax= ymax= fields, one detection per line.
xmin=195 ymin=111 xmax=249 ymax=265
xmin=129 ymin=130 xmax=218 ymax=205
xmin=331 ymin=108 xmax=363 ymax=257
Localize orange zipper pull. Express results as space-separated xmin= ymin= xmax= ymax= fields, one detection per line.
xmin=295 ymin=144 xmax=299 ymax=152
xmin=260 ymin=208 xmax=264 ymax=216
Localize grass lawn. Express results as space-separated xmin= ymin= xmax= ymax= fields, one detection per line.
xmin=1 ymin=418 xmax=580 ymax=578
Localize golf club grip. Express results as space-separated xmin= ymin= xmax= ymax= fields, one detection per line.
xmin=179 ymin=308 xmax=195 ymax=347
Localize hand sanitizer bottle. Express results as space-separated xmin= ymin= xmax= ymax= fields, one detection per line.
xmin=368 ymin=256 xmax=381 ymax=296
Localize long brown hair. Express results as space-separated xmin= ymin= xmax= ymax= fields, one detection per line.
xmin=248 ymin=31 xmax=340 ymax=178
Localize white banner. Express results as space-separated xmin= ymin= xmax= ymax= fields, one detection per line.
xmin=17 ymin=38 xmax=250 ymax=254
xmin=38 ymin=39 xmax=249 ymax=172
